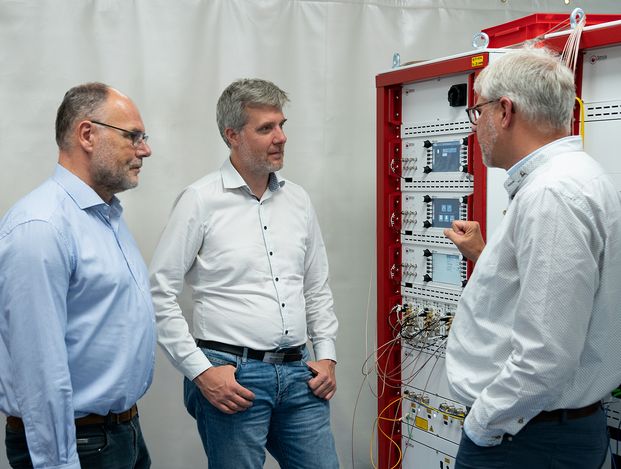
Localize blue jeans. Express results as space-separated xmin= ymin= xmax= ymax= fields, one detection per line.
xmin=455 ymin=407 xmax=608 ymax=469
xmin=5 ymin=414 xmax=150 ymax=469
xmin=184 ymin=347 xmax=339 ymax=468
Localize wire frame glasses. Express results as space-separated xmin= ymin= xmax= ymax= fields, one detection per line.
xmin=90 ymin=120 xmax=149 ymax=147
xmin=464 ymin=99 xmax=500 ymax=125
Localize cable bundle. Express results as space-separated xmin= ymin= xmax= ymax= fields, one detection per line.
xmin=562 ymin=8 xmax=587 ymax=73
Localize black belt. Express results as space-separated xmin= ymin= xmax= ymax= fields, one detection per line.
xmin=6 ymin=404 xmax=138 ymax=431
xmin=197 ymin=340 xmax=304 ymax=364
xmin=530 ymin=402 xmax=601 ymax=423
xmin=465 ymin=402 xmax=601 ymax=424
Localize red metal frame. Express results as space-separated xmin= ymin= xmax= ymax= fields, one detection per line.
xmin=376 ymin=15 xmax=621 ymax=469
xmin=483 ymin=13 xmax=621 ymax=48
xmin=376 ymin=51 xmax=490 ymax=469
xmin=537 ymin=19 xmax=621 ymax=51
xmin=376 ymin=82 xmax=403 ymax=468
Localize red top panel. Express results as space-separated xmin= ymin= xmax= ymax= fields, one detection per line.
xmin=376 ymin=53 xmax=489 ymax=88
xmin=543 ymin=21 xmax=621 ymax=51
xmin=482 ymin=13 xmax=621 ymax=48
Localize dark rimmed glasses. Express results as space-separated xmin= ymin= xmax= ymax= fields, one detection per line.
xmin=465 ymin=99 xmax=500 ymax=125
xmin=90 ymin=120 xmax=149 ymax=147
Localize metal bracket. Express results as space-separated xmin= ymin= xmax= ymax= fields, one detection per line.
xmin=570 ymin=8 xmax=585 ymax=29
xmin=392 ymin=52 xmax=401 ymax=69
xmin=472 ymin=32 xmax=490 ymax=50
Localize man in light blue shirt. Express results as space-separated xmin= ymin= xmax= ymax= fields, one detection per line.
xmin=0 ymin=82 xmax=156 ymax=469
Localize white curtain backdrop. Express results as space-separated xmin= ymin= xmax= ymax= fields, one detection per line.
xmin=2 ymin=1 xmax=620 ymax=468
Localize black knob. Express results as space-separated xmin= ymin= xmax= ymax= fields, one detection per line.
xmin=423 ymin=274 xmax=432 ymax=282
xmin=423 ymin=249 xmax=432 ymax=257
xmin=423 ymin=140 xmax=433 ymax=149
xmin=462 ymin=137 xmax=468 ymax=145
xmin=462 ymin=279 xmax=468 ymax=287
xmin=462 ymin=196 xmax=468 ymax=204
xmin=461 ymin=164 xmax=468 ymax=173
xmin=423 ymin=220 xmax=432 ymax=229
xmin=423 ymin=195 xmax=432 ymax=203
xmin=423 ymin=166 xmax=433 ymax=174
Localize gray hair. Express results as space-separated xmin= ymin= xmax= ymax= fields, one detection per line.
xmin=55 ymin=82 xmax=110 ymax=150
xmin=216 ymin=79 xmax=289 ymax=147
xmin=474 ymin=46 xmax=576 ymax=134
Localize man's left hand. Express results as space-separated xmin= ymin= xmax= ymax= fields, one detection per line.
xmin=306 ymin=359 xmax=337 ymax=400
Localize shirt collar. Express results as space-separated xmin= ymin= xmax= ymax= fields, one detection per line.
xmin=506 ymin=152 xmax=536 ymax=178
xmin=53 ymin=164 xmax=121 ymax=211
xmin=220 ymin=157 xmax=285 ymax=193
xmin=503 ymin=136 xmax=582 ymax=199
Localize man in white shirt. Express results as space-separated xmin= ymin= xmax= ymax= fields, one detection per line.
xmin=149 ymin=78 xmax=339 ymax=468
xmin=444 ymin=47 xmax=621 ymax=468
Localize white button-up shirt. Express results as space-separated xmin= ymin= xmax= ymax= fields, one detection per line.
xmin=446 ymin=136 xmax=621 ymax=446
xmin=150 ymin=158 xmax=338 ymax=379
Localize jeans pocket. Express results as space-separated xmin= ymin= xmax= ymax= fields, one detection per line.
xmin=203 ymin=349 xmax=240 ymax=372
xmin=301 ymin=360 xmax=319 ymax=377
xmin=76 ymin=428 xmax=108 ymax=457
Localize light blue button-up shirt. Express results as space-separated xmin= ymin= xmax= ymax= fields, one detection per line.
xmin=0 ymin=165 xmax=156 ymax=469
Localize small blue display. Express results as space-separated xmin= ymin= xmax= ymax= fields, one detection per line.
xmin=432 ymin=198 xmax=460 ymax=228
xmin=432 ymin=253 xmax=462 ymax=286
xmin=432 ymin=141 xmax=461 ymax=172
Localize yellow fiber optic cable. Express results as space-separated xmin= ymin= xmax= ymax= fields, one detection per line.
xmin=576 ymin=96 xmax=585 ymax=144
xmin=371 ymin=396 xmax=404 ymax=469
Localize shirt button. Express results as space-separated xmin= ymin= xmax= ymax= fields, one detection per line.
xmin=281 ymin=303 xmax=285 ymax=307
xmin=275 ymin=277 xmax=279 ymax=282
xmin=285 ymin=330 xmax=289 ymax=335
xmin=264 ymin=226 xmax=267 ymax=230
xmin=269 ymin=251 xmax=273 ymax=256
xmin=517 ymin=417 xmax=524 ymax=424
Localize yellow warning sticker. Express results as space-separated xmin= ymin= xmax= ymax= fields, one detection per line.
xmin=415 ymin=416 xmax=428 ymax=431
xmin=471 ymin=55 xmax=484 ymax=67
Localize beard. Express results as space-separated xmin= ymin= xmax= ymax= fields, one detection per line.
xmin=264 ymin=155 xmax=284 ymax=173
xmin=90 ymin=140 xmax=140 ymax=196
xmin=238 ymin=142 xmax=285 ymax=176
xmin=478 ymin=118 xmax=498 ymax=168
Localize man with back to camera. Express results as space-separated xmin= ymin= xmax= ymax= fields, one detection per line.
xmin=0 ymin=82 xmax=155 ymax=469
xmin=149 ymin=78 xmax=340 ymax=468
xmin=443 ymin=46 xmax=621 ymax=468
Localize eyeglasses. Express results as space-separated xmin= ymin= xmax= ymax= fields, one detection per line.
xmin=90 ymin=120 xmax=149 ymax=147
xmin=465 ymin=99 xmax=500 ymax=125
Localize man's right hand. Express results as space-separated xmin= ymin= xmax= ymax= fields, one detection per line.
xmin=193 ymin=366 xmax=255 ymax=414
xmin=443 ymin=220 xmax=486 ymax=263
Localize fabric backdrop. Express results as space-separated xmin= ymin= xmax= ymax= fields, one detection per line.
xmin=1 ymin=1 xmax=620 ymax=467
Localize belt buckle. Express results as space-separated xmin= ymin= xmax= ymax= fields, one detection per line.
xmin=262 ymin=352 xmax=285 ymax=364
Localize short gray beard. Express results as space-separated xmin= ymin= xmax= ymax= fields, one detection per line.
xmin=479 ymin=118 xmax=498 ymax=168
xmin=90 ymin=143 xmax=137 ymax=196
